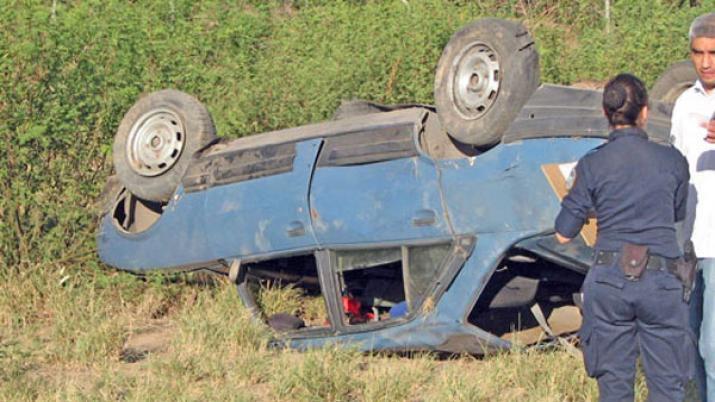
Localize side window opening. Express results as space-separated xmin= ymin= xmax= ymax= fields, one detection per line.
xmin=334 ymin=243 xmax=451 ymax=326
xmin=242 ymin=254 xmax=330 ymax=332
xmin=335 ymin=248 xmax=405 ymax=324
xmin=467 ymin=250 xmax=584 ymax=344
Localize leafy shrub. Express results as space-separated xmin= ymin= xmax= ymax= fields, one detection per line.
xmin=1 ymin=0 xmax=712 ymax=274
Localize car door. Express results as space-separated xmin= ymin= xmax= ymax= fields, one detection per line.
xmin=309 ymin=121 xmax=452 ymax=245
xmin=194 ymin=139 xmax=321 ymax=258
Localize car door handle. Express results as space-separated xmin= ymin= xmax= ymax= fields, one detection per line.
xmin=286 ymin=221 xmax=306 ymax=237
xmin=412 ymin=209 xmax=437 ymax=227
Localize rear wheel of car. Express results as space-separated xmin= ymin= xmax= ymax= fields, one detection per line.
xmin=113 ymin=90 xmax=217 ymax=202
xmin=650 ymin=60 xmax=697 ymax=103
xmin=434 ymin=18 xmax=540 ymax=147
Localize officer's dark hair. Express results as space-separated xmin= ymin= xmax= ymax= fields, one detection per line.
xmin=602 ymin=73 xmax=648 ymax=127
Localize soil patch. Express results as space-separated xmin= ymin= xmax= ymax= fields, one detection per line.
xmin=120 ymin=319 xmax=174 ymax=363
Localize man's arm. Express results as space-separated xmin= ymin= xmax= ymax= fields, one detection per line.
xmin=670 ymin=97 xmax=687 ymax=152
xmin=704 ymin=119 xmax=715 ymax=144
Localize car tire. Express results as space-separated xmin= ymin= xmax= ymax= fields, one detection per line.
xmin=113 ymin=90 xmax=217 ymax=202
xmin=434 ymin=18 xmax=540 ymax=147
xmin=650 ymin=60 xmax=697 ymax=103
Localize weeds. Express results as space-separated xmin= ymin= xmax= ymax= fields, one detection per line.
xmin=254 ymin=282 xmax=328 ymax=326
xmin=2 ymin=0 xmax=713 ymax=268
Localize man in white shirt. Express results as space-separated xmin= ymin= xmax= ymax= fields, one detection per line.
xmin=671 ymin=12 xmax=715 ymax=401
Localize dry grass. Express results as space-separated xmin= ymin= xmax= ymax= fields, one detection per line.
xmin=254 ymin=281 xmax=329 ymax=327
xmin=2 ymin=265 xmax=673 ymax=401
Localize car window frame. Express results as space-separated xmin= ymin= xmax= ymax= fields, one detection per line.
xmin=232 ymin=249 xmax=342 ymax=339
xmin=323 ymin=236 xmax=475 ymax=335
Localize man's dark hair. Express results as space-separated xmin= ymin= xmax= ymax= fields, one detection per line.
xmin=602 ymin=73 xmax=648 ymax=127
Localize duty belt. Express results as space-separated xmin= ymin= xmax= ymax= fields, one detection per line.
xmin=594 ymin=250 xmax=679 ymax=272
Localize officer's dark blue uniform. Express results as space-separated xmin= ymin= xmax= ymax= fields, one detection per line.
xmin=555 ymin=126 xmax=691 ymax=401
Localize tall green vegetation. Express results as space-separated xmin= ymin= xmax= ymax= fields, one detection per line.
xmin=0 ymin=0 xmax=711 ymax=270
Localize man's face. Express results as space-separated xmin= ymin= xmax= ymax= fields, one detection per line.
xmin=691 ymin=36 xmax=715 ymax=91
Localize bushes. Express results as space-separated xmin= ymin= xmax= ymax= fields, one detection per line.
xmin=0 ymin=0 xmax=713 ymax=270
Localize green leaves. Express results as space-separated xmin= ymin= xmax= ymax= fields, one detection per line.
xmin=1 ymin=0 xmax=714 ymax=269
xmin=18 ymin=125 xmax=47 ymax=146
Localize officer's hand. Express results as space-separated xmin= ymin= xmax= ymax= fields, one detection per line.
xmin=555 ymin=232 xmax=572 ymax=244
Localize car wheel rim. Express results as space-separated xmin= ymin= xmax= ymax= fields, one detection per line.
xmin=126 ymin=109 xmax=186 ymax=177
xmin=449 ymin=41 xmax=500 ymax=120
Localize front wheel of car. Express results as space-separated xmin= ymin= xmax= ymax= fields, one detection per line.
xmin=113 ymin=90 xmax=217 ymax=202
xmin=434 ymin=18 xmax=540 ymax=148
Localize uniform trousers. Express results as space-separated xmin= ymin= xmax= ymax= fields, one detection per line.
xmin=580 ymin=262 xmax=693 ymax=402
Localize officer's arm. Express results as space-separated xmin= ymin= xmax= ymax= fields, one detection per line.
xmin=674 ymin=156 xmax=690 ymax=222
xmin=554 ymin=161 xmax=593 ymax=243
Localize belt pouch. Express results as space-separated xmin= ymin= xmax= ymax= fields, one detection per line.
xmin=619 ymin=244 xmax=649 ymax=280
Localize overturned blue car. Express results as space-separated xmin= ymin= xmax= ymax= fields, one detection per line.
xmin=97 ymin=19 xmax=685 ymax=354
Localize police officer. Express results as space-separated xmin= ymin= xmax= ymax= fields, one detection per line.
xmin=554 ymin=73 xmax=691 ymax=401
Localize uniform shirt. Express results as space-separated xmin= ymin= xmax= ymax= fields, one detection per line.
xmin=671 ymin=80 xmax=715 ymax=258
xmin=555 ymin=127 xmax=689 ymax=258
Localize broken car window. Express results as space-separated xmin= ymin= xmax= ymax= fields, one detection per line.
xmin=406 ymin=243 xmax=451 ymax=311
xmin=333 ymin=242 xmax=452 ymax=326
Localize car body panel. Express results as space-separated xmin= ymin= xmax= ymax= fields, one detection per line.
xmin=204 ymin=139 xmax=321 ymax=257
xmin=284 ymin=316 xmax=506 ymax=355
xmin=97 ymin=190 xmax=211 ymax=272
xmin=438 ymin=137 xmax=603 ymax=235
xmin=311 ymin=155 xmax=452 ymax=245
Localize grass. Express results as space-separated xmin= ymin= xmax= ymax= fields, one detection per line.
xmin=254 ymin=281 xmax=329 ymax=328
xmin=2 ymin=266 xmax=661 ymax=402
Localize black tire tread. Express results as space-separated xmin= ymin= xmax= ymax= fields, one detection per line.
xmin=650 ymin=60 xmax=697 ymax=103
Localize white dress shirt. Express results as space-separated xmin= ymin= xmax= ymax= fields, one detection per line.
xmin=671 ymin=79 xmax=715 ymax=257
